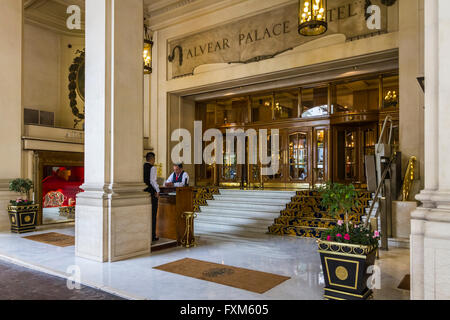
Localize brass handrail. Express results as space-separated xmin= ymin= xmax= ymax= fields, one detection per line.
xmin=402 ymin=156 xmax=417 ymax=201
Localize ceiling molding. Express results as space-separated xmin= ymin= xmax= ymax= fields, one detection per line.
xmin=24 ymin=0 xmax=85 ymax=37
xmin=146 ymin=0 xmax=244 ymax=31
xmin=146 ymin=0 xmax=199 ymax=18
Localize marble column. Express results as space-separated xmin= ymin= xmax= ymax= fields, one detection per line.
xmin=411 ymin=0 xmax=450 ymax=300
xmin=399 ymin=0 xmax=424 ymax=197
xmin=76 ymin=0 xmax=152 ymax=262
xmin=0 ymin=0 xmax=23 ymax=231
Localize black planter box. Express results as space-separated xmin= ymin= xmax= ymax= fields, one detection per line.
xmin=7 ymin=204 xmax=39 ymax=234
xmin=318 ymin=240 xmax=377 ymax=300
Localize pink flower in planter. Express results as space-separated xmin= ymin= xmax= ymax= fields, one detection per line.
xmin=326 ymin=235 xmax=332 ymax=241
xmin=373 ymin=230 xmax=380 ymax=238
xmin=344 ymin=234 xmax=351 ymax=241
xmin=336 ymin=233 xmax=342 ymax=238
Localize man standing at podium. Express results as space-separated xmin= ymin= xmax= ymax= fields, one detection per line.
xmin=164 ymin=163 xmax=189 ymax=187
xmin=144 ymin=152 xmax=160 ymax=242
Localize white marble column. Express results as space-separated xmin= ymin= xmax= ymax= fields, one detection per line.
xmin=411 ymin=0 xmax=450 ymax=300
xmin=0 ymin=0 xmax=23 ymax=231
xmin=76 ymin=0 xmax=152 ymax=262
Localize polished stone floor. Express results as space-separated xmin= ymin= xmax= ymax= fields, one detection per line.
xmin=0 ymin=259 xmax=123 ymax=300
xmin=0 ymin=224 xmax=410 ymax=300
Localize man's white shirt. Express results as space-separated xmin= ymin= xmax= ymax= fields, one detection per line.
xmin=165 ymin=171 xmax=189 ymax=187
xmin=150 ymin=166 xmax=160 ymax=193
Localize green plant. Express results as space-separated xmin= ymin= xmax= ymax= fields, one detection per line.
xmin=9 ymin=179 xmax=34 ymax=206
xmin=319 ymin=182 xmax=380 ymax=246
xmin=319 ymin=182 xmax=360 ymax=233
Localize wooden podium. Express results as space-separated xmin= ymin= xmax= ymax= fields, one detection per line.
xmin=156 ymin=187 xmax=194 ymax=244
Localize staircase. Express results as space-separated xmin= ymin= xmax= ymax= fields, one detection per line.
xmin=195 ymin=189 xmax=296 ymax=240
xmin=268 ymin=190 xmax=372 ymax=239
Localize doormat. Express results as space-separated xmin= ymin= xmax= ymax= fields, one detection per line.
xmin=23 ymin=232 xmax=75 ymax=247
xmin=397 ymin=274 xmax=410 ymax=291
xmin=153 ymin=258 xmax=290 ymax=294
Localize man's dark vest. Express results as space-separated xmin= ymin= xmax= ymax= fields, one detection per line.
xmin=171 ymin=171 xmax=188 ymax=186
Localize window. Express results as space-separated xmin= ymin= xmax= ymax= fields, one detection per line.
xmin=382 ymin=75 xmax=399 ymax=109
xmin=251 ymin=94 xmax=273 ymax=122
xmin=216 ymin=98 xmax=248 ymax=124
xmin=274 ymin=90 xmax=299 ymax=120
xmin=332 ymin=78 xmax=379 ymax=113
xmin=301 ymin=86 xmax=328 ymax=118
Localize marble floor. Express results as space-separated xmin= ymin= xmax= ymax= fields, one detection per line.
xmin=0 ymin=224 xmax=410 ymax=300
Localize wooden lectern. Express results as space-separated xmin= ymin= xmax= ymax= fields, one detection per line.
xmin=156 ymin=187 xmax=194 ymax=244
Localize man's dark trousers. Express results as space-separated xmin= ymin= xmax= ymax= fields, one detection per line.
xmin=151 ymin=194 xmax=158 ymax=240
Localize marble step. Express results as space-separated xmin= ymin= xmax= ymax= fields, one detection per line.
xmin=196 ymin=214 xmax=272 ymax=229
xmin=195 ymin=220 xmax=268 ymax=234
xmin=212 ymin=195 xmax=291 ymax=205
xmin=200 ymin=207 xmax=279 ymax=220
xmin=206 ymin=200 xmax=285 ymax=212
xmin=219 ymin=189 xmax=296 ymax=199
xmin=195 ymin=189 xmax=295 ymax=239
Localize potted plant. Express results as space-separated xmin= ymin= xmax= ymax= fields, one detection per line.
xmin=317 ymin=182 xmax=380 ymax=300
xmin=7 ymin=178 xmax=39 ymax=233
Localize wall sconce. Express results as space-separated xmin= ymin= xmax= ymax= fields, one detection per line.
xmin=144 ymin=20 xmax=153 ymax=74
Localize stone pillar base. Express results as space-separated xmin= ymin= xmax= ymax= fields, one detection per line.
xmin=76 ymin=190 xmax=151 ymax=262
xmin=411 ymin=206 xmax=450 ymax=300
xmin=392 ymin=201 xmax=417 ymax=238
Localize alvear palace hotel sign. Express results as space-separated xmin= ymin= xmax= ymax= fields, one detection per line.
xmin=168 ymin=0 xmax=389 ymax=78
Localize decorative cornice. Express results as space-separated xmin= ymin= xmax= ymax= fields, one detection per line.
xmin=24 ymin=0 xmax=85 ymax=37
xmin=145 ymin=0 xmax=233 ymax=30
xmin=146 ymin=0 xmax=199 ymax=18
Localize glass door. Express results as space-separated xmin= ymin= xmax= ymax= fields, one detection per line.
xmin=333 ymin=124 xmax=377 ymax=185
xmin=344 ymin=129 xmax=358 ymax=181
xmin=288 ymin=131 xmax=311 ymax=186
xmin=262 ymin=130 xmax=284 ymax=185
xmin=219 ymin=133 xmax=242 ymax=186
xmin=360 ymin=125 xmax=377 ymax=184
xmin=313 ymin=128 xmax=327 ymax=186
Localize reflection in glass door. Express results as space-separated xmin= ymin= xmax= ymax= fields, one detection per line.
xmin=222 ymin=150 xmax=238 ymax=182
xmin=289 ymin=132 xmax=309 ymax=182
xmin=314 ymin=129 xmax=326 ymax=185
xmin=263 ymin=131 xmax=284 ymax=183
xmin=344 ymin=130 xmax=357 ymax=181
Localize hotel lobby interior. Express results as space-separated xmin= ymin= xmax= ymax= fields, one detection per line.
xmin=0 ymin=0 xmax=449 ymax=303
